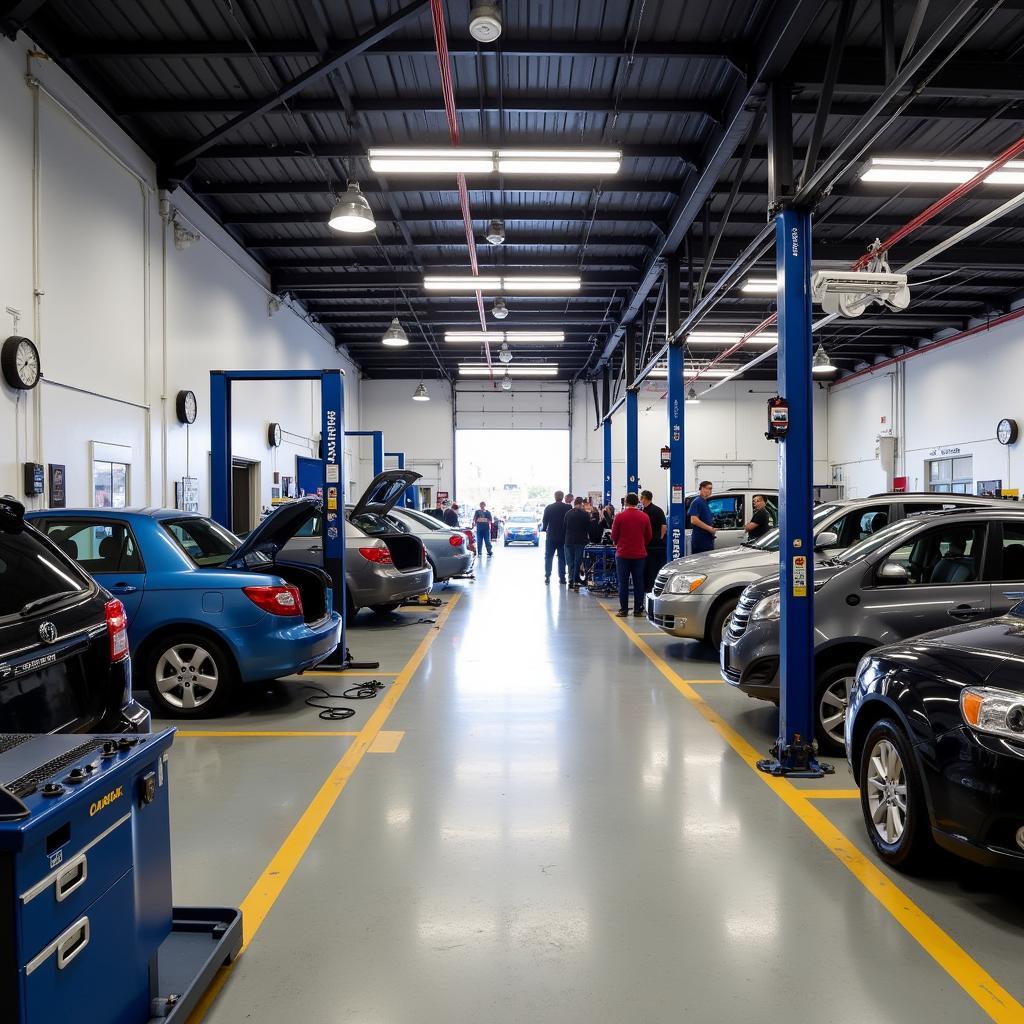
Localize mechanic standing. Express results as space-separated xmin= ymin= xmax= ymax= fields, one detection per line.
xmin=743 ymin=494 xmax=771 ymax=541
xmin=688 ymin=480 xmax=717 ymax=554
xmin=474 ymin=502 xmax=494 ymax=556
xmin=640 ymin=489 xmax=667 ymax=591
xmin=443 ymin=502 xmax=460 ymax=528
xmin=564 ymin=497 xmax=591 ymax=591
xmin=541 ymin=490 xmax=570 ymax=585
xmin=611 ymin=493 xmax=652 ymax=617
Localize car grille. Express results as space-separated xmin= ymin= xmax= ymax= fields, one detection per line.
xmin=653 ymin=571 xmax=669 ymax=596
xmin=726 ymin=589 xmax=760 ymax=641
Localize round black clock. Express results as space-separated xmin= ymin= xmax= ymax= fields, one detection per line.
xmin=175 ymin=389 xmax=198 ymax=425
xmin=1 ymin=336 xmax=40 ymax=391
xmin=268 ymin=422 xmax=283 ymax=448
xmin=997 ymin=418 xmax=1019 ymax=446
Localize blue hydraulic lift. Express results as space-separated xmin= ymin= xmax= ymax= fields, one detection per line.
xmin=625 ymin=328 xmax=639 ymax=494
xmin=384 ymin=450 xmax=418 ymax=508
xmin=665 ymin=256 xmax=686 ymax=561
xmin=601 ymin=369 xmax=612 ymax=507
xmin=346 ymin=430 xmax=384 ymax=478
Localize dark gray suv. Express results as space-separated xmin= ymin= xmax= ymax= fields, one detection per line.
xmin=721 ymin=507 xmax=1024 ymax=753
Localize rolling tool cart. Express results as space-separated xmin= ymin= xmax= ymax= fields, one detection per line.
xmin=0 ymin=730 xmax=241 ymax=1024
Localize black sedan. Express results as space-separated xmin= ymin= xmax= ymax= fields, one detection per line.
xmin=0 ymin=496 xmax=149 ymax=734
xmin=846 ymin=600 xmax=1024 ymax=870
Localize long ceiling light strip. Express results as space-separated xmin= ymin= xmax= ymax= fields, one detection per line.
xmin=444 ymin=331 xmax=565 ymax=343
xmin=688 ymin=330 xmax=777 ymax=347
xmin=861 ymin=156 xmax=1024 ymax=185
xmin=648 ymin=366 xmax=741 ymax=380
xmin=458 ymin=364 xmax=559 ymax=377
xmin=425 ymin=275 xmax=581 ymax=293
xmin=367 ymin=148 xmax=622 ymax=175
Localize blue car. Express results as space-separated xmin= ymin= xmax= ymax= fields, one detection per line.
xmin=27 ymin=500 xmax=341 ymax=718
xmin=504 ymin=514 xmax=540 ymax=546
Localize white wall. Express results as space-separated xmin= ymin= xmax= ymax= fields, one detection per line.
xmin=0 ymin=33 xmax=359 ymax=518
xmin=829 ymin=318 xmax=1024 ymax=498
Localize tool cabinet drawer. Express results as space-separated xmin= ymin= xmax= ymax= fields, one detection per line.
xmin=20 ymin=868 xmax=149 ymax=1024
xmin=18 ymin=811 xmax=132 ymax=962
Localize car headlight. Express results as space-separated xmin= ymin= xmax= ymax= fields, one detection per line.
xmin=961 ymin=687 xmax=1024 ymax=740
xmin=667 ymin=573 xmax=707 ymax=595
xmin=751 ymin=593 xmax=781 ymax=621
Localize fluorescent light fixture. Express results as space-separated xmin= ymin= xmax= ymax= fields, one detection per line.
xmin=328 ymin=182 xmax=375 ymax=233
xmin=647 ymin=365 xmax=739 ymax=380
xmin=443 ymin=331 xmax=565 ymax=343
xmin=366 ymin=147 xmax=621 ymax=176
xmin=424 ymin=275 xmax=580 ymax=293
xmin=860 ymin=156 xmax=1024 ymax=186
xmin=458 ymin=364 xmax=558 ymax=377
xmin=741 ymin=278 xmax=778 ymax=294
xmin=688 ymin=330 xmax=777 ymax=347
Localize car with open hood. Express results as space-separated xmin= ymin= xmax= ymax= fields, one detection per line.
xmin=721 ymin=506 xmax=1024 ymax=754
xmin=846 ymin=602 xmax=1024 ymax=870
xmin=282 ymin=470 xmax=434 ymax=616
xmin=28 ymin=498 xmax=342 ymax=718
xmin=0 ymin=496 xmax=149 ymax=735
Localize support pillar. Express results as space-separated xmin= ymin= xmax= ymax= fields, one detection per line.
xmin=602 ymin=369 xmax=612 ymax=506
xmin=666 ymin=257 xmax=686 ymax=561
xmin=625 ymin=328 xmax=639 ymax=494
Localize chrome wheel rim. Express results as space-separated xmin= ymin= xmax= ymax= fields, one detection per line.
xmin=155 ymin=644 xmax=218 ymax=710
xmin=819 ymin=674 xmax=852 ymax=746
xmin=865 ymin=738 xmax=908 ymax=845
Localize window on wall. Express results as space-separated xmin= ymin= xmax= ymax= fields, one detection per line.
xmin=93 ymin=461 xmax=129 ymax=508
xmin=926 ymin=456 xmax=973 ymax=494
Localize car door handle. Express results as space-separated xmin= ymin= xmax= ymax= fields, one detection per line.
xmin=110 ymin=583 xmax=137 ymax=594
xmin=947 ymin=605 xmax=987 ymax=620
xmin=306 ymin=544 xmax=322 ymax=553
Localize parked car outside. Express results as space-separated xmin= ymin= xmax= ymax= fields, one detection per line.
xmin=282 ymin=470 xmax=433 ymax=616
xmin=0 ymin=497 xmax=149 ymax=734
xmin=684 ymin=488 xmax=779 ymax=550
xmin=505 ymin=514 xmax=540 ymax=546
xmin=649 ymin=493 xmax=1003 ymax=648
xmin=721 ymin=507 xmax=1024 ymax=753
xmin=28 ymin=499 xmax=341 ymax=718
xmin=846 ymin=604 xmax=1024 ymax=870
xmin=385 ymin=506 xmax=473 ymax=581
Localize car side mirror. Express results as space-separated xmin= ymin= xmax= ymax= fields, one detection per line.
xmin=877 ymin=560 xmax=909 ymax=584
xmin=814 ymin=531 xmax=839 ymax=551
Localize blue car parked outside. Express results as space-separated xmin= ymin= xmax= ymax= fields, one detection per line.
xmin=27 ymin=499 xmax=341 ymax=718
xmin=504 ymin=514 xmax=540 ymax=546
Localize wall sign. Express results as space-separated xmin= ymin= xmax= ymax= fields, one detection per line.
xmin=176 ymin=476 xmax=199 ymax=513
xmin=48 ymin=464 xmax=66 ymax=507
xmin=927 ymin=447 xmax=962 ymax=457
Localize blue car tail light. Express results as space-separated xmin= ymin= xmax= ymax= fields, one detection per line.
xmin=242 ymin=584 xmax=304 ymax=617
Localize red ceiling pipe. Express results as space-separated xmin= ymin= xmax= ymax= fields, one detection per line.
xmin=430 ymin=0 xmax=492 ymax=374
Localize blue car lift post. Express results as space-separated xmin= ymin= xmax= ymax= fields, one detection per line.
xmin=757 ymin=83 xmax=832 ymax=778
xmin=602 ymin=369 xmax=613 ymax=507
xmin=666 ymin=255 xmax=686 ymax=561
xmin=210 ymin=369 xmax=351 ymax=667
xmin=625 ymin=328 xmax=639 ymax=495
xmin=384 ymin=450 xmax=418 ymax=508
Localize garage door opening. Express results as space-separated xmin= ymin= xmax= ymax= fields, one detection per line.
xmin=456 ymin=429 xmax=570 ymax=518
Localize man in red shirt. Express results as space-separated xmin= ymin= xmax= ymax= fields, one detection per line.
xmin=610 ymin=492 xmax=652 ymax=617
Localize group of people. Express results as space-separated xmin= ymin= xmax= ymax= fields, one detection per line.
xmin=538 ymin=491 xmax=617 ymax=588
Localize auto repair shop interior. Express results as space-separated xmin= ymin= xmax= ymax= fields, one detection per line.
xmin=4 ymin=1 xmax=1024 ymax=1021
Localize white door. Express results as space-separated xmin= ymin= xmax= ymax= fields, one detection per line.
xmin=695 ymin=462 xmax=752 ymax=491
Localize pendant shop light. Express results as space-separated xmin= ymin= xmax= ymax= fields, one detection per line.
xmin=412 ymin=381 xmax=430 ymax=401
xmin=328 ymin=182 xmax=376 ymax=233
xmin=812 ymin=344 xmax=837 ymax=376
xmin=492 ymin=298 xmax=509 ymax=319
xmin=485 ymin=218 xmax=506 ymax=245
xmin=381 ymin=317 xmax=409 ymax=347
xmin=500 ymin=372 xmax=513 ymax=391
xmin=498 ymin=342 xmax=513 ymax=363
xmin=686 ymin=387 xmax=701 ymax=405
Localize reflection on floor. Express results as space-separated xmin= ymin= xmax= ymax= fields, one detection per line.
xmin=145 ymin=546 xmax=1024 ymax=1023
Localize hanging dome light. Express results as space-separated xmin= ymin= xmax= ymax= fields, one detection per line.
xmin=412 ymin=381 xmax=430 ymax=401
xmin=485 ymin=218 xmax=506 ymax=245
xmin=685 ymin=386 xmax=700 ymax=405
xmin=328 ymin=182 xmax=376 ymax=233
xmin=381 ymin=317 xmax=409 ymax=347
xmin=491 ymin=297 xmax=509 ymax=319
xmin=498 ymin=342 xmax=513 ymax=364
xmin=812 ymin=344 xmax=837 ymax=376
xmin=500 ymin=372 xmax=512 ymax=392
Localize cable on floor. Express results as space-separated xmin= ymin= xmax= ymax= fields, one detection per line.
xmin=302 ymin=681 xmax=386 ymax=720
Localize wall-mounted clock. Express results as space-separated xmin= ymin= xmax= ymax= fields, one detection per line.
xmin=1 ymin=336 xmax=40 ymax=391
xmin=997 ymin=418 xmax=1019 ymax=446
xmin=175 ymin=389 xmax=198 ymax=425
xmin=268 ymin=422 xmax=283 ymax=448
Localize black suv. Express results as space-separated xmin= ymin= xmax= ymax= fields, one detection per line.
xmin=0 ymin=497 xmax=149 ymax=734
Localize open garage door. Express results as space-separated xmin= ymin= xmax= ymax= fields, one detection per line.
xmin=454 ymin=382 xmax=570 ymax=430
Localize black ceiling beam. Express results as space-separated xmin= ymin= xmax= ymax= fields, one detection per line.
xmin=274 ymin=271 xmax=639 ymax=290
xmin=0 ymin=0 xmax=50 ymax=39
xmin=595 ymin=0 xmax=829 ymax=369
xmin=171 ymin=0 xmax=430 ymax=165
xmin=191 ymin=177 xmax=681 ymax=195
xmin=271 ymin=256 xmax=646 ymax=271
xmin=122 ymin=95 xmax=725 ymax=121
xmin=248 ymin=232 xmax=653 ymax=249
xmin=220 ymin=209 xmax=671 ymax=228
xmin=790 ymin=98 xmax=1024 ymax=121
xmin=60 ymin=37 xmax=747 ymax=68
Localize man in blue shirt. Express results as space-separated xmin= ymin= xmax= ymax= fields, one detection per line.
xmin=688 ymin=480 xmax=718 ymax=554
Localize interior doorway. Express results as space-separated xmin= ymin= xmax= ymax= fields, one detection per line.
xmin=231 ymin=459 xmax=260 ymax=534
xmin=455 ymin=429 xmax=570 ymax=517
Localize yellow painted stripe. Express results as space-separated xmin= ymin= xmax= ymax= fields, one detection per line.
xmin=177 ymin=730 xmax=359 ymax=738
xmin=368 ymin=730 xmax=405 ymax=753
xmin=802 ymin=789 xmax=861 ymax=799
xmin=605 ymin=608 xmax=1024 ymax=1023
xmin=188 ymin=595 xmax=460 ymax=1023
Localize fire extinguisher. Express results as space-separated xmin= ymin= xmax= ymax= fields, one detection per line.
xmin=765 ymin=396 xmax=789 ymax=442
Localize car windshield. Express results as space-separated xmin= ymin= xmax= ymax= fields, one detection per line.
xmin=0 ymin=525 xmax=91 ymax=618
xmin=163 ymin=517 xmax=250 ymax=568
xmin=831 ymin=516 xmax=925 ymax=564
xmin=747 ymin=504 xmax=841 ymax=552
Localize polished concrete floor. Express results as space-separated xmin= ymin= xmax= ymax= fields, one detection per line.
xmin=151 ymin=547 xmax=1024 ymax=1023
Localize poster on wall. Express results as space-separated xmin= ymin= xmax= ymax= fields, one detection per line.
xmin=48 ymin=464 xmax=66 ymax=508
xmin=176 ymin=476 xmax=200 ymax=513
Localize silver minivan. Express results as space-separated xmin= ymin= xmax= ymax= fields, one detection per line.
xmin=649 ymin=493 xmax=1003 ymax=647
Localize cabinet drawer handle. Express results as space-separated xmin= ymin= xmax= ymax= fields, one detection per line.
xmin=55 ymin=855 xmax=87 ymax=903
xmin=56 ymin=917 xmax=89 ymax=970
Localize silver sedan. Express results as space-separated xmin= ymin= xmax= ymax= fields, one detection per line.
xmin=386 ymin=507 xmax=474 ymax=581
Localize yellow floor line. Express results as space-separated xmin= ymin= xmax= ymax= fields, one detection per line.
xmin=177 ymin=730 xmax=359 ymax=738
xmin=188 ymin=595 xmax=460 ymax=1023
xmin=802 ymin=789 xmax=861 ymax=799
xmin=605 ymin=608 xmax=1024 ymax=1023
xmin=368 ymin=730 xmax=404 ymax=753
